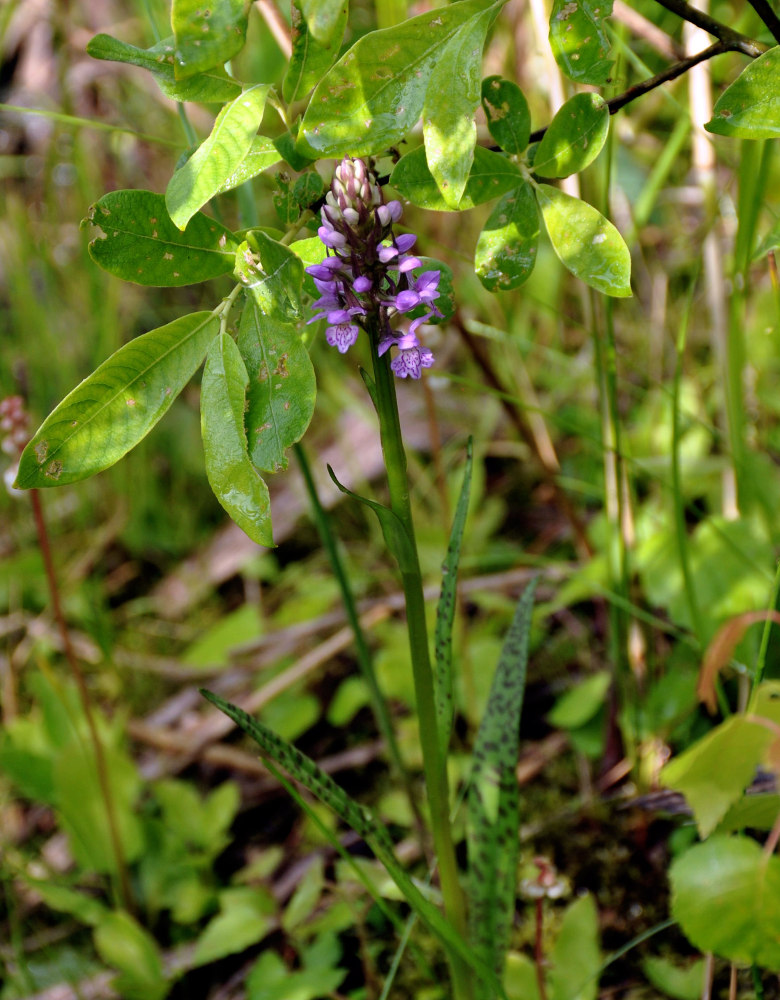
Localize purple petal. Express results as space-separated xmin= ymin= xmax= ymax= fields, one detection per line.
xmin=416 ymin=270 xmax=440 ymax=290
xmin=378 ymin=244 xmax=399 ymax=263
xmin=395 ymin=233 xmax=416 ymax=253
xmin=394 ymin=290 xmax=420 ymax=312
xmin=318 ymin=226 xmax=347 ymax=248
xmin=397 ymin=255 xmax=422 ymax=273
xmin=353 ymin=275 xmax=372 ymax=293
xmin=409 ymin=312 xmax=433 ymax=336
xmin=326 ymin=322 xmax=360 ymax=354
xmin=326 ymin=309 xmax=353 ymax=324
xmin=386 ymin=200 xmax=403 ymax=221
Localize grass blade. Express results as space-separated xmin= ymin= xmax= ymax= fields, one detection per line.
xmin=434 ymin=437 xmax=473 ymax=758
xmin=467 ymin=578 xmax=537 ymax=998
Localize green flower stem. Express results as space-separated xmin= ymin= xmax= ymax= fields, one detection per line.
xmin=292 ymin=441 xmax=427 ymax=840
xmin=369 ymin=343 xmax=471 ymax=1000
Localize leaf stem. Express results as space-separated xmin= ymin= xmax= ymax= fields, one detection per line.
xmin=368 ymin=335 xmax=471 ymax=1000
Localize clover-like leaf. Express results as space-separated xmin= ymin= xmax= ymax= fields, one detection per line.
xmin=536 ymin=184 xmax=631 ymax=297
xmin=423 ymin=7 xmax=497 ymax=208
xmin=16 ymin=312 xmax=219 ymax=488
xmin=166 ymin=84 xmax=270 ymax=229
xmin=549 ymin=0 xmax=614 ymax=85
xmin=298 ymin=0 xmax=503 ymax=157
xmin=481 ymin=76 xmax=531 ymax=154
xmin=475 ymin=181 xmax=539 ymax=291
xmin=390 ymin=145 xmax=522 ymax=211
xmin=706 ymin=46 xmax=780 ymax=139
xmin=201 ymin=332 xmax=273 ymax=547
xmin=172 ymin=0 xmax=250 ymax=79
xmin=87 ymin=190 xmax=238 ymax=286
xmin=534 ymin=93 xmax=609 ymax=178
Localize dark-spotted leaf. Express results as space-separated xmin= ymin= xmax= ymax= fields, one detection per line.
xmin=534 ymin=93 xmax=609 ymax=178
xmin=300 ymin=0 xmax=348 ymax=46
xmin=481 ymin=76 xmax=531 ymax=154
xmin=214 ymin=136 xmax=282 ymax=195
xmin=475 ymin=181 xmax=539 ymax=291
xmin=549 ymin=0 xmax=614 ymax=85
xmin=166 ymin=84 xmax=270 ymax=229
xmin=235 ymin=233 xmax=304 ymax=322
xmin=201 ymin=332 xmax=273 ymax=546
xmin=86 ymin=34 xmax=242 ymax=103
xmin=297 ymin=0 xmax=503 ymax=157
xmin=238 ymin=293 xmax=316 ymax=474
xmin=536 ymin=184 xmax=631 ymax=297
xmin=15 ymin=312 xmax=219 ymax=489
xmin=705 ymin=46 xmax=780 ymax=139
xmin=172 ymin=0 xmax=250 ymax=79
xmin=390 ymin=145 xmax=522 ymax=211
xmin=423 ymin=7 xmax=497 ymax=208
xmin=283 ymin=0 xmax=348 ymax=103
xmin=467 ymin=580 xmax=537 ymax=992
xmin=87 ymin=190 xmax=238 ymax=286
xmin=671 ymin=836 xmax=780 ymax=970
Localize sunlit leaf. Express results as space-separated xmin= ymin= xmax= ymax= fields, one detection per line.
xmin=94 ymin=912 xmax=167 ymax=1000
xmin=298 ymin=0 xmax=503 ymax=157
xmin=671 ymin=835 xmax=780 ymax=969
xmin=390 ymin=145 xmax=522 ymax=211
xmin=423 ymin=8 xmax=496 ymax=208
xmin=706 ymin=46 xmax=780 ymax=139
xmin=234 ymin=232 xmax=304 ymax=322
xmin=172 ymin=0 xmax=250 ymax=79
xmin=475 ymin=181 xmax=539 ymax=291
xmin=300 ymin=0 xmax=348 ymax=45
xmin=237 ymin=293 xmax=316 ymax=474
xmin=193 ymin=887 xmax=274 ymax=966
xmin=16 ymin=312 xmax=219 ymax=488
xmin=467 ymin=580 xmax=537 ymax=995
xmin=87 ymin=190 xmax=238 ymax=286
xmin=166 ymin=84 xmax=270 ymax=229
xmin=283 ymin=0 xmax=348 ymax=103
xmin=536 ymin=184 xmax=631 ymax=297
xmin=481 ymin=76 xmax=531 ymax=154
xmin=214 ymin=136 xmax=282 ymax=195
xmin=534 ymin=93 xmax=609 ymax=178
xmin=549 ymin=0 xmax=614 ymax=85
xmin=201 ymin=332 xmax=273 ymax=547
xmin=86 ymin=34 xmax=242 ymax=103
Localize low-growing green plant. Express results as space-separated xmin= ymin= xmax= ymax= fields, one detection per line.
xmin=3 ymin=0 xmax=780 ymax=996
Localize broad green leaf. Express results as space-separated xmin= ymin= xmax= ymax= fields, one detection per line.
xmin=273 ymin=130 xmax=318 ymax=171
xmin=467 ymin=580 xmax=537 ymax=995
xmin=201 ymin=689 xmax=510 ymax=995
xmin=274 ymin=171 xmax=326 ymax=225
xmin=283 ymin=0 xmax=348 ymax=104
xmin=94 ymin=911 xmax=167 ymax=1000
xmin=642 ymin=956 xmax=706 ymax=1000
xmin=534 ymin=93 xmax=609 ymax=178
xmin=87 ymin=190 xmax=238 ymax=286
xmin=300 ymin=0 xmax=347 ymax=44
xmin=547 ymin=670 xmax=610 ymax=729
xmin=390 ymin=145 xmax=523 ymax=211
xmin=55 ymin=737 xmax=144 ymax=873
xmin=475 ymin=181 xmax=539 ymax=291
xmin=481 ymin=76 xmax=530 ymax=154
xmin=435 ymin=438 xmax=473 ymax=758
xmin=166 ymin=84 xmax=270 ymax=229
xmin=718 ymin=794 xmax=780 ymax=833
xmin=706 ymin=47 xmax=780 ymax=139
xmin=423 ymin=8 xmax=496 ymax=208
xmin=238 ymin=293 xmax=316 ymax=474
xmin=671 ymin=835 xmax=780 ymax=969
xmin=505 ymin=952 xmax=542 ymax=1000
xmin=172 ymin=0 xmax=250 ymax=79
xmin=215 ymin=136 xmax=282 ymax=195
xmin=549 ymin=0 xmax=614 ymax=85
xmin=193 ymin=887 xmax=274 ymax=966
xmin=536 ymin=184 xmax=631 ymax=297
xmin=201 ymin=332 xmax=273 ymax=547
xmin=549 ymin=895 xmax=600 ymax=1000
xmin=235 ymin=232 xmax=304 ymax=322
xmin=661 ymin=715 xmax=772 ymax=837
xmin=15 ymin=312 xmax=219 ymax=489
xmin=86 ymin=34 xmax=242 ymax=103
xmin=298 ymin=0 xmax=504 ymax=157
xmin=27 ymin=881 xmax=109 ymax=928
xmin=282 ymin=856 xmax=325 ymax=931
xmin=292 ymin=235 xmax=328 ymax=297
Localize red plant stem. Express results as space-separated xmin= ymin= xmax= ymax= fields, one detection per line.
xmin=30 ymin=488 xmax=133 ymax=911
xmin=535 ymin=898 xmax=548 ymax=1000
